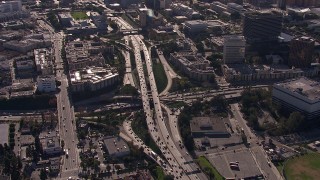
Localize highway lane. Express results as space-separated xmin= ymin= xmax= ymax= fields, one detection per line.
xmin=122 ymin=36 xmax=136 ymax=87
xmin=157 ymin=49 xmax=179 ymax=96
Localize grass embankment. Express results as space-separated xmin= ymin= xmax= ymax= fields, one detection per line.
xmin=152 ymin=61 xmax=168 ymax=93
xmin=131 ymin=111 xmax=162 ymax=155
xmin=71 ymin=11 xmax=88 ymax=20
xmin=196 ymin=156 xmax=224 ymax=180
xmin=284 ymin=153 xmax=320 ymax=180
xmin=156 ymin=166 xmax=165 ymax=180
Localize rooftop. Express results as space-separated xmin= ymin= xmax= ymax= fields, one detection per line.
xmin=70 ymin=66 xmax=118 ymax=84
xmin=190 ymin=116 xmax=228 ymax=134
xmin=275 ymin=77 xmax=320 ymax=101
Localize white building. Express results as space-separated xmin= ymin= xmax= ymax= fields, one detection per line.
xmin=273 ymin=77 xmax=320 ymax=120
xmin=37 ymin=75 xmax=56 ymax=93
xmin=223 ymin=35 xmax=246 ymax=64
xmin=34 ymin=48 xmax=53 ymax=75
xmin=70 ymin=66 xmax=119 ymax=92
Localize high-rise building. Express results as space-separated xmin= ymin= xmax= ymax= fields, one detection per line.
xmin=289 ymin=36 xmax=315 ymax=68
xmin=0 ymin=0 xmax=22 ymax=13
xmin=242 ymin=11 xmax=283 ymax=43
xmin=147 ymin=0 xmax=171 ymax=10
xmin=278 ymin=0 xmax=286 ymax=10
xmin=223 ymin=35 xmax=246 ymax=64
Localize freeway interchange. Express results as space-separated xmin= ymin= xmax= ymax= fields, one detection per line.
xmin=115 ymin=17 xmax=207 ymax=179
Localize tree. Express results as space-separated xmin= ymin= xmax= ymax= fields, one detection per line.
xmin=285 ymin=112 xmax=305 ymax=133
xmin=106 ymin=164 xmax=111 ymax=172
xmin=164 ymin=175 xmax=175 ymax=180
xmin=40 ymin=169 xmax=47 ymax=180
xmin=60 ymin=140 xmax=65 ymax=150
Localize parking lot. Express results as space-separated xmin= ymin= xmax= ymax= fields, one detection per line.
xmin=206 ymin=148 xmax=262 ymax=179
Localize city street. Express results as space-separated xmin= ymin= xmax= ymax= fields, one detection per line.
xmin=231 ymin=103 xmax=283 ymax=180
xmin=53 ymin=31 xmax=80 ymax=179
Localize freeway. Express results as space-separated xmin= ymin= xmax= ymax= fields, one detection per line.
xmin=122 ymin=118 xmax=171 ymax=173
xmin=130 ymin=24 xmax=206 ymax=179
xmin=115 ymin=17 xmax=205 ymax=179
xmin=122 ymin=36 xmax=136 ymax=87
xmin=157 ymin=49 xmax=180 ymax=96
xmin=161 ymin=104 xmax=207 ymax=180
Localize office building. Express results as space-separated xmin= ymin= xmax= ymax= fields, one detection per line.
xmin=37 ymin=75 xmax=56 ymax=93
xmin=0 ymin=0 xmax=29 ymax=22
xmin=242 ymin=11 xmax=283 ymax=43
xmin=223 ymin=35 xmax=246 ymax=64
xmin=70 ymin=66 xmax=119 ymax=92
xmin=0 ymin=1 xmax=22 ymax=13
xmin=278 ymin=0 xmax=286 ymax=10
xmin=272 ymin=77 xmax=320 ymax=120
xmin=289 ymin=36 xmax=315 ymax=68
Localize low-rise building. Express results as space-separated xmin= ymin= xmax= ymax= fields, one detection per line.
xmin=183 ymin=20 xmax=207 ymax=34
xmin=3 ymin=34 xmax=51 ymax=53
xmin=34 ymin=48 xmax=53 ymax=75
xmin=37 ymin=75 xmax=56 ymax=93
xmin=223 ymin=64 xmax=319 ymax=83
xmin=190 ymin=117 xmax=230 ymax=138
xmin=272 ymin=77 xmax=320 ymax=120
xmin=183 ymin=20 xmax=227 ymax=34
xmin=170 ymin=3 xmax=201 ymax=20
xmin=65 ymin=41 xmax=106 ymax=70
xmin=170 ymin=52 xmax=215 ymax=81
xmin=103 ymin=136 xmax=130 ymax=158
xmin=227 ymin=3 xmax=246 ymax=14
xmin=70 ymin=66 xmax=119 ymax=92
